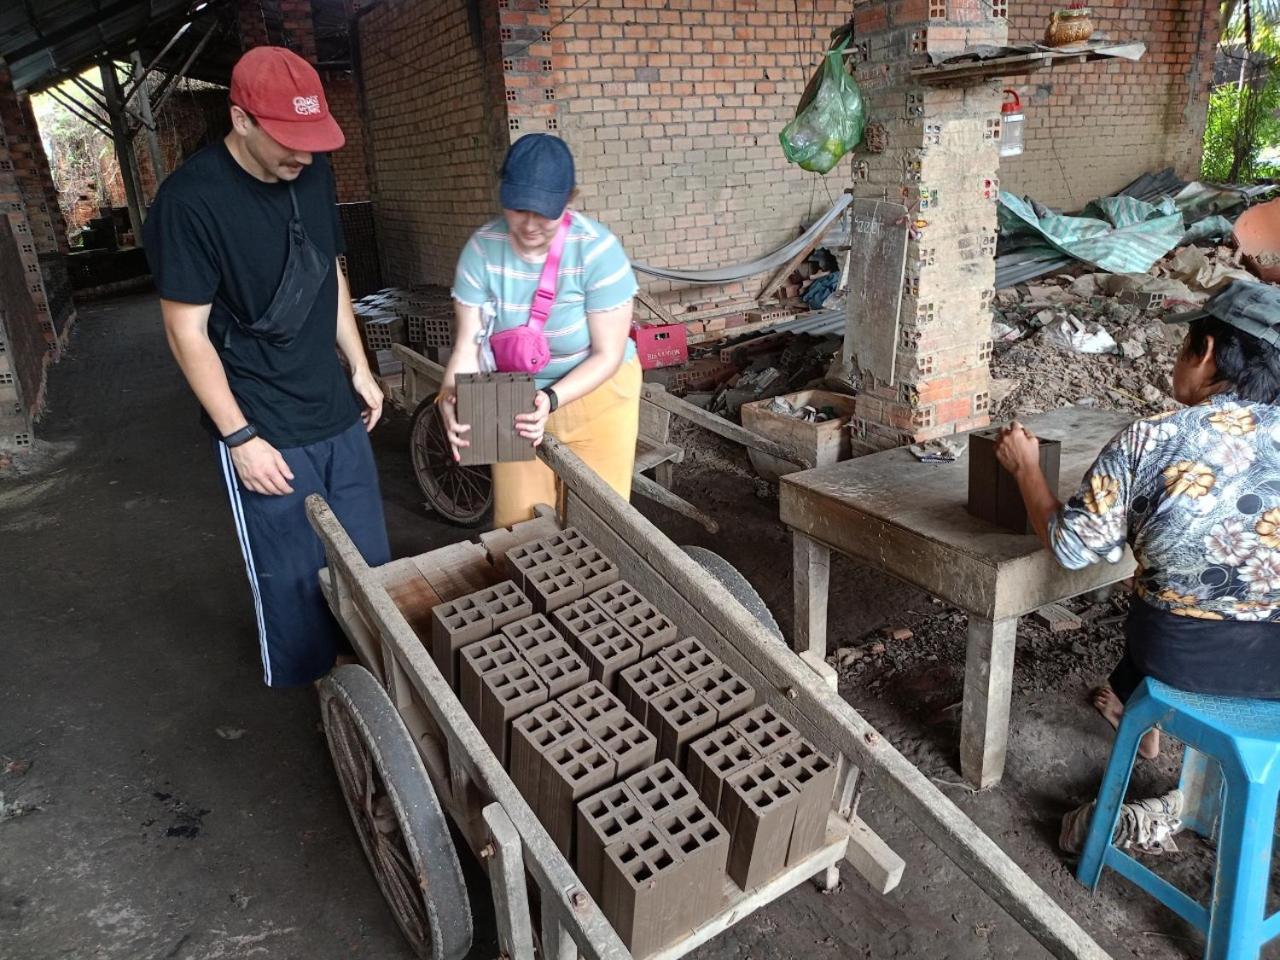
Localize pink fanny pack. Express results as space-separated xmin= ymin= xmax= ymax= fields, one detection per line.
xmin=490 ymin=213 xmax=571 ymax=374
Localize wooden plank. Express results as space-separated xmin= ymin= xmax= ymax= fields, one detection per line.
xmin=538 ymin=438 xmax=1110 ymax=960
xmin=641 ymin=384 xmax=803 ymax=465
xmin=757 ymin=224 xmax=828 ymax=304
xmin=483 ymin=803 xmax=538 ymax=960
xmin=844 ymin=815 xmax=905 ymax=895
xmin=634 ymin=288 xmax=680 ymax=327
xmin=638 ymin=397 xmax=672 ymax=445
xmin=411 ymin=540 xmax=493 ymax=602
xmin=306 ymin=497 xmax=631 ymax=960
xmin=631 ymin=472 xmax=719 ymax=534
xmin=842 ymin=199 xmax=909 ymax=386
xmin=540 ymin=901 xmax=577 ymax=960
xmin=793 ymin=533 xmax=830 ymax=659
xmin=960 ymin=616 xmax=1019 ymax=790
xmin=1032 ymin=602 xmax=1082 ymax=632
xmin=633 ymin=437 xmax=683 ymax=474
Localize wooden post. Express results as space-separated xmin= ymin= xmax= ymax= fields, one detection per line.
xmin=98 ymin=60 xmax=145 ymax=242
xmin=482 ymin=803 xmax=537 ymax=960
xmin=130 ymin=51 xmax=167 ymax=194
xmin=793 ymin=533 xmax=830 ymax=659
xmin=960 ymin=615 xmax=1019 ymax=789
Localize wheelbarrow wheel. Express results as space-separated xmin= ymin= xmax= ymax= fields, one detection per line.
xmin=410 ymin=397 xmax=492 ymax=527
xmin=319 ymin=665 xmax=472 ymax=960
xmin=681 ymin=545 xmax=783 ymax=641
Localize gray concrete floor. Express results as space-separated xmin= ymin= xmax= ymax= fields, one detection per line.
xmin=0 ymin=292 xmax=1239 ymax=960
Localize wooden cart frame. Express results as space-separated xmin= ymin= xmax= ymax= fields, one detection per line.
xmin=308 ymin=437 xmax=1111 ymax=960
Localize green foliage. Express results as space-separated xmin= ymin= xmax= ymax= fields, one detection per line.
xmin=1201 ymin=79 xmax=1280 ymax=181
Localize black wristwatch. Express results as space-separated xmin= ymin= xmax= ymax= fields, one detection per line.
xmin=542 ymin=387 xmax=560 ymax=413
xmin=222 ymin=423 xmax=259 ymax=448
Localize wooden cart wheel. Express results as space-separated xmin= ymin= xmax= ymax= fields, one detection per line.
xmin=682 ymin=545 xmax=784 ymax=641
xmin=319 ymin=665 xmax=473 ymax=960
xmin=410 ymin=397 xmax=492 ymax=527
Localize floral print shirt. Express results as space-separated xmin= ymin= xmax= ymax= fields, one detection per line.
xmin=1050 ymin=393 xmax=1280 ymax=622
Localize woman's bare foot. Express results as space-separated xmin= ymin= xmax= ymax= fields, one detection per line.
xmin=1091 ymin=685 xmax=1160 ymax=759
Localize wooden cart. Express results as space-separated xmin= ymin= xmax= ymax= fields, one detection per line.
xmin=307 ymin=438 xmax=1112 ymax=960
xmin=387 ymin=343 xmax=803 ymax=534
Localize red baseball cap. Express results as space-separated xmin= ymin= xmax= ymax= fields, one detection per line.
xmin=229 ymin=46 xmax=345 ymax=153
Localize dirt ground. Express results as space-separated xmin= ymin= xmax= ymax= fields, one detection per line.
xmin=2 ymin=292 xmax=1274 ymax=960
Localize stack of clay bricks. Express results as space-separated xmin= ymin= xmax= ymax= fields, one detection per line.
xmin=685 ymin=705 xmax=838 ymax=891
xmin=510 ymin=683 xmax=657 ymax=856
xmin=353 ymin=302 xmax=405 ymax=378
xmin=454 ymin=372 xmax=538 ymax=466
xmin=577 ymin=760 xmax=730 ymax=958
xmin=618 ymin=639 xmax=757 ymax=767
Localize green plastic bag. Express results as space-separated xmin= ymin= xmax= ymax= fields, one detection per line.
xmin=780 ymin=42 xmax=866 ymax=175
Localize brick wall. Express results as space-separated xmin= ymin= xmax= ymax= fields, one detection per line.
xmin=545 ymin=0 xmax=853 ymax=309
xmin=323 ymin=71 xmax=371 ymax=203
xmin=358 ymin=0 xmax=507 ymax=286
xmin=999 ymin=0 xmax=1218 ymax=208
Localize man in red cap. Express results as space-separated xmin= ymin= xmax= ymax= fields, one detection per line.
xmin=143 ymin=46 xmax=389 ymax=688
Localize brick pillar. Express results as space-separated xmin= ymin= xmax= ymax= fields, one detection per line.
xmin=845 ymin=0 xmax=1006 ymax=453
xmin=500 ymin=1 xmax=559 ymax=140
xmin=238 ymin=0 xmax=273 ymax=49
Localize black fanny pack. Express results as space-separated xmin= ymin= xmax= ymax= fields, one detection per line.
xmin=220 ymin=183 xmax=329 ymax=349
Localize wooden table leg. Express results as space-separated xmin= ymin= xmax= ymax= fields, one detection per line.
xmin=960 ymin=615 xmax=1018 ymax=790
xmin=793 ymin=532 xmax=830 ymax=660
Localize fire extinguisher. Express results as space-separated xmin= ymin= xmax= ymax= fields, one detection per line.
xmin=1000 ymin=89 xmax=1024 ymax=157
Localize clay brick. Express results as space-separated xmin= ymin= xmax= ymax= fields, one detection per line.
xmin=526 ymin=560 xmax=585 ymax=613
xmin=690 ymin=664 xmax=755 ymax=724
xmin=576 ymin=620 xmax=642 ymax=688
xmin=559 ymin=680 xmax=629 ymax=734
xmin=458 ymin=635 xmax=521 ymax=720
xmin=562 ymin=546 xmax=621 ymax=595
xmin=523 ymin=637 xmax=590 ymax=697
xmin=721 ymin=760 xmax=800 ymax=891
xmin=648 ymin=684 xmax=719 ymax=766
xmin=544 ymin=527 xmax=592 ymax=557
xmin=551 ymin=595 xmax=612 ymax=646
xmin=505 ymin=540 xmax=561 ymax=594
xmin=576 ymin=782 xmax=648 ymax=899
xmin=429 ymin=593 xmax=493 ymax=687
xmin=479 ymin=661 xmax=549 ymax=765
xmin=613 ymin=599 xmax=678 ymax=656
xmin=770 ymin=739 xmax=838 ymax=866
xmin=685 ymin=726 xmax=762 ymax=820
xmin=654 ymin=799 xmax=730 ymax=934
xmin=589 ymin=579 xmax=648 ymax=621
xmin=658 ymin=636 xmax=720 ymax=683
xmin=625 ymin=759 xmax=699 ymax=820
xmin=730 ymin=704 xmax=801 ymax=757
xmin=539 ymin=733 xmax=618 ymax=856
xmin=473 ymin=579 xmax=534 ymax=629
xmin=600 ymin=825 xmax=685 ymax=958
xmin=510 ymin=701 xmax=583 ymax=804
xmin=617 ymin=655 xmax=681 ymax=727
xmin=594 ymin=709 xmax=658 ymax=781
xmin=500 ymin=612 xmax=563 ymax=656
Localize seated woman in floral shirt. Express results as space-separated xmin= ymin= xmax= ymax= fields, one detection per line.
xmin=995 ymin=280 xmax=1280 ymax=760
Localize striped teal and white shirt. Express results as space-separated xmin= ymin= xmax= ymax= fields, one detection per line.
xmin=451 ymin=211 xmax=638 ymax=389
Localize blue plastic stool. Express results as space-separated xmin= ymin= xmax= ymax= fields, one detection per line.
xmin=1076 ymin=677 xmax=1280 ymax=959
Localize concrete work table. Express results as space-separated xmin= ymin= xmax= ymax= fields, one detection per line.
xmin=780 ymin=407 xmax=1136 ymax=790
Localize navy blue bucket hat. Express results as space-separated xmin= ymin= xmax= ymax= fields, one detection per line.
xmin=500 ymin=134 xmax=575 ymax=220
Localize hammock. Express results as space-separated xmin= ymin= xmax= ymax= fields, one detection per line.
xmin=630 ymin=193 xmax=852 ymax=284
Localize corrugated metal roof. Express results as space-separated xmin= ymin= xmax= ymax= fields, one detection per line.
xmin=0 ymin=0 xmax=235 ymax=93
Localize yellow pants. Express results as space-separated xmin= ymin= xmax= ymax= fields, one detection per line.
xmin=492 ymin=358 xmax=642 ymax=529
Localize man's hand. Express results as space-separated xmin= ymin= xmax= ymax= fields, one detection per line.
xmin=994 ymin=420 xmax=1040 ymax=477
xmin=352 ymin=367 xmax=384 ymax=431
xmin=514 ymin=390 xmax=553 ymax=446
xmin=231 ymin=437 xmax=295 ymax=495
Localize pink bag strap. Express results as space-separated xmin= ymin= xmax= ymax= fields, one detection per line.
xmin=527 ymin=212 xmax=572 ymax=334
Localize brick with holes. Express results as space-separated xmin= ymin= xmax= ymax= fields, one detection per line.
xmin=647 ymin=684 xmax=719 ymax=765
xmin=690 ymin=663 xmax=756 ymax=725
xmin=730 ymin=703 xmax=801 ymax=757
xmin=525 ymin=560 xmax=585 ymax=613
xmin=654 ymin=799 xmax=731 ymax=932
xmin=457 ymin=634 xmax=521 ymax=720
xmin=721 ymin=760 xmax=801 ymax=890
xmin=770 ymin=738 xmax=838 ymax=866
xmin=429 ymin=593 xmax=493 ymax=688
xmin=522 ymin=637 xmax=589 ymax=697
xmin=576 ymin=620 xmax=642 ymax=688
xmin=685 ymin=726 xmax=762 ymax=820
xmin=558 ymin=680 xmax=629 ymax=735
xmin=617 ymin=655 xmax=681 ymax=727
xmin=500 ymin=612 xmax=563 ymax=656
xmin=600 ymin=825 xmax=686 ymax=958
xmin=509 ymin=700 xmax=582 ymax=804
xmin=479 ymin=661 xmax=549 ymax=765
xmin=593 ymin=709 xmax=657 ymax=781
xmin=625 ymin=759 xmax=699 ymax=821
xmin=658 ymin=636 xmax=720 ymax=683
xmin=576 ymin=782 xmax=649 ymax=899
xmin=538 ymin=733 xmax=618 ymax=856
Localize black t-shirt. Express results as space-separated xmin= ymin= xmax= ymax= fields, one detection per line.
xmin=143 ymin=142 xmax=359 ymax=448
